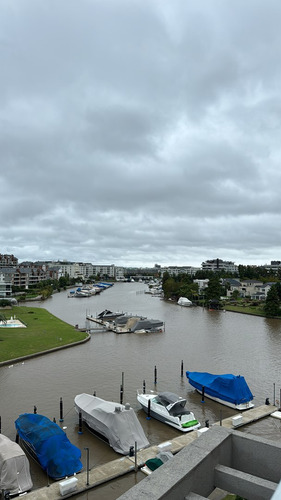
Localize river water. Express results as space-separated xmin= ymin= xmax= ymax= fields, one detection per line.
xmin=1 ymin=282 xmax=281 ymax=499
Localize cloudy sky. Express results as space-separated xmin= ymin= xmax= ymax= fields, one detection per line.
xmin=1 ymin=0 xmax=281 ymax=268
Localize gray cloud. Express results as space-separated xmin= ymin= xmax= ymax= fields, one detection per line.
xmin=1 ymin=0 xmax=281 ymax=267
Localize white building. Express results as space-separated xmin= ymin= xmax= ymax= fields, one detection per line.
xmin=202 ymin=259 xmax=238 ymax=274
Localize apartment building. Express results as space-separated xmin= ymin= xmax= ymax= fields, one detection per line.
xmin=202 ymin=258 xmax=238 ymax=274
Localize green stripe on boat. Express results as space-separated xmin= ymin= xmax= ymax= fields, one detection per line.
xmin=182 ymin=420 xmax=198 ymax=428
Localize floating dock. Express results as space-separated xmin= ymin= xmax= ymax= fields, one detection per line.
xmin=21 ymin=404 xmax=277 ymax=500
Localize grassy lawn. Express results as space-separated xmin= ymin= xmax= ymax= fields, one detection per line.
xmin=224 ymin=304 xmax=265 ymax=316
xmin=0 ymin=306 xmax=88 ymax=362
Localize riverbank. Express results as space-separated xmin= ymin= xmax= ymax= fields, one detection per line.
xmin=0 ymin=306 xmax=89 ymax=363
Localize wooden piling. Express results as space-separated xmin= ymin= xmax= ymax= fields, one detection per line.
xmin=59 ymin=397 xmax=64 ymax=422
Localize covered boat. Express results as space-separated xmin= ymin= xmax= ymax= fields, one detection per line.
xmin=0 ymin=433 xmax=33 ymax=497
xmin=15 ymin=414 xmax=83 ymax=480
xmin=74 ymin=393 xmax=149 ymax=455
xmin=177 ymin=297 xmax=192 ymax=307
xmin=186 ymin=371 xmax=254 ymax=410
xmin=137 ymin=389 xmax=201 ymax=432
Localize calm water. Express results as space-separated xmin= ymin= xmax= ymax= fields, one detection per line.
xmin=1 ymin=282 xmax=281 ymax=498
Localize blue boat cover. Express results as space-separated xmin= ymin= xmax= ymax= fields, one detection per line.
xmin=15 ymin=414 xmax=82 ymax=480
xmin=186 ymin=371 xmax=253 ymax=405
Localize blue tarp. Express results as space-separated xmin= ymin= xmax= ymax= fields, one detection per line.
xmin=186 ymin=371 xmax=253 ymax=405
xmin=15 ymin=414 xmax=82 ymax=480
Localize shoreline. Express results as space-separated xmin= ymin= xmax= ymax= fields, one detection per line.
xmin=0 ymin=332 xmax=91 ymax=368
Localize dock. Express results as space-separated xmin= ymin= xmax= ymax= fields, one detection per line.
xmin=214 ymin=403 xmax=276 ymax=429
xmin=21 ymin=404 xmax=277 ymax=500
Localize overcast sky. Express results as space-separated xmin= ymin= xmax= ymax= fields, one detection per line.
xmin=1 ymin=0 xmax=281 ymax=268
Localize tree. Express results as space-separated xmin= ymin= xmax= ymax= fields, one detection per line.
xmin=264 ymin=285 xmax=280 ymax=317
xmin=205 ymin=275 xmax=222 ymax=306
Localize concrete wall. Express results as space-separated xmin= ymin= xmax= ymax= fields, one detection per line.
xmin=117 ymin=426 xmax=281 ymax=500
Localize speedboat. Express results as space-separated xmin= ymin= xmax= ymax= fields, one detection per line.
xmin=137 ymin=390 xmax=201 ymax=432
xmin=15 ymin=413 xmax=83 ymax=480
xmin=74 ymin=393 xmax=149 ymax=455
xmin=0 ymin=433 xmax=33 ymax=496
xmin=186 ymin=371 xmax=254 ymax=410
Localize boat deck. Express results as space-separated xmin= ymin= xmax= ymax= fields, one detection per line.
xmin=22 ymin=404 xmax=276 ymax=499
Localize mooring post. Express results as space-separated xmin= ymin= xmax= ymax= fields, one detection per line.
xmin=53 ymin=417 xmax=56 ymax=423
xmin=143 ymin=380 xmax=146 ymax=393
xmin=34 ymin=405 xmax=37 ymax=414
xmin=59 ymin=397 xmax=64 ymax=422
xmin=154 ymin=365 xmax=157 ymax=385
xmin=78 ymin=411 xmax=83 ymax=434
xmin=84 ymin=447 xmax=89 ymax=486
xmin=147 ymin=398 xmax=151 ymax=420
xmin=134 ymin=441 xmax=138 ymax=472
xmin=93 ymin=391 xmax=96 ymax=396
xmin=201 ymin=386 xmax=205 ymax=403
xmin=181 ymin=360 xmax=184 ymax=377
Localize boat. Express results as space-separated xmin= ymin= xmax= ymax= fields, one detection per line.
xmin=74 ymin=393 xmax=149 ymax=455
xmin=177 ymin=297 xmax=192 ymax=307
xmin=0 ymin=433 xmax=33 ymax=497
xmin=136 ymin=389 xmax=201 ymax=432
xmin=186 ymin=371 xmax=254 ymax=410
xmin=15 ymin=413 xmax=83 ymax=480
xmin=96 ymin=309 xmax=124 ymax=321
xmin=112 ymin=315 xmax=164 ymax=333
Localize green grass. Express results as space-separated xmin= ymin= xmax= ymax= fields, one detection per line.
xmin=0 ymin=306 xmax=88 ymax=362
xmin=224 ymin=304 xmax=266 ymax=316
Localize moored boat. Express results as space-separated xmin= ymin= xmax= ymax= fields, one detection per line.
xmin=15 ymin=414 xmax=83 ymax=480
xmin=0 ymin=433 xmax=33 ymax=497
xmin=137 ymin=389 xmax=201 ymax=432
xmin=186 ymin=371 xmax=254 ymax=410
xmin=74 ymin=393 xmax=149 ymax=455
xmin=177 ymin=297 xmax=192 ymax=306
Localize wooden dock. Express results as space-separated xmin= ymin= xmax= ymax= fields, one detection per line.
xmin=21 ymin=404 xmax=277 ymax=500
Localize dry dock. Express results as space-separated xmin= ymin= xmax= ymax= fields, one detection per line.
xmin=21 ymin=404 xmax=277 ymax=500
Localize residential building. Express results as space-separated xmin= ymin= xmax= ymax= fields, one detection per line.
xmin=0 ymin=270 xmax=12 ymax=297
xmin=0 ymin=254 xmax=18 ymax=267
xmin=160 ymin=266 xmax=201 ymax=277
xmin=202 ymin=259 xmax=238 ymax=274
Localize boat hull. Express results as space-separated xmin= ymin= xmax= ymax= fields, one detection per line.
xmin=74 ymin=394 xmax=149 ymax=455
xmin=194 ymin=388 xmax=254 ymax=410
xmin=137 ymin=392 xmax=201 ymax=433
xmin=186 ymin=371 xmax=254 ymax=411
xmin=15 ymin=414 xmax=83 ymax=480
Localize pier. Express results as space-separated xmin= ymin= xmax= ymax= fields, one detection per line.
xmin=21 ymin=404 xmax=277 ymax=500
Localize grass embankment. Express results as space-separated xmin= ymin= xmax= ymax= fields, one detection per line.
xmin=224 ymin=304 xmax=265 ymax=316
xmin=0 ymin=306 xmax=88 ymax=363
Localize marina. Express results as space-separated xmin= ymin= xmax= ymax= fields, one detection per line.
xmin=15 ymin=404 xmax=277 ymax=500
xmin=1 ymin=281 xmax=281 ymax=499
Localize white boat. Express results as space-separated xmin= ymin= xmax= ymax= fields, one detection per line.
xmin=177 ymin=297 xmax=192 ymax=307
xmin=137 ymin=390 xmax=201 ymax=432
xmin=0 ymin=433 xmax=33 ymax=497
xmin=74 ymin=393 xmax=149 ymax=455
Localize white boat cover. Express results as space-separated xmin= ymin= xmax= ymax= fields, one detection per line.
xmin=178 ymin=297 xmax=192 ymax=306
xmin=0 ymin=434 xmax=33 ymax=495
xmin=74 ymin=393 xmax=149 ymax=455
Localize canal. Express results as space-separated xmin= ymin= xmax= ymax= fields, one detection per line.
xmin=1 ymin=281 xmax=281 ymax=498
